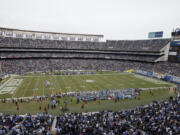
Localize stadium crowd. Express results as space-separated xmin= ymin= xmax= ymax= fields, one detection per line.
xmin=2 ymin=59 xmax=180 ymax=77
xmin=0 ymin=36 xmax=172 ymax=76
xmin=0 ymin=52 xmax=158 ymax=62
xmin=1 ymin=94 xmax=179 ymax=135
xmin=55 ymin=95 xmax=180 ymax=135
xmin=1 ymin=34 xmax=180 ymax=135
xmin=0 ymin=113 xmax=53 ymax=135
xmin=0 ymin=37 xmax=169 ymax=51
xmin=106 ymin=39 xmax=170 ymax=51
xmin=1 ymin=59 xmax=153 ymax=75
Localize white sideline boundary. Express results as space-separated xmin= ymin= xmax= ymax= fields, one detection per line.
xmin=134 ymin=74 xmax=168 ymax=85
xmin=21 ymin=73 xmax=127 ymax=78
xmin=2 ymin=85 xmax=176 ymax=101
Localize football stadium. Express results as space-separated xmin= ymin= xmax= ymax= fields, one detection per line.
xmin=0 ymin=0 xmax=180 ymax=134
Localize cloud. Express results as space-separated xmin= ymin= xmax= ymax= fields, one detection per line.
xmin=0 ymin=0 xmax=179 ymax=39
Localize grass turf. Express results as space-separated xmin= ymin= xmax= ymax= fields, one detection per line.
xmin=0 ymin=73 xmax=173 ymax=99
xmin=0 ymin=72 xmax=176 ymax=115
xmin=0 ymin=89 xmax=176 ymax=115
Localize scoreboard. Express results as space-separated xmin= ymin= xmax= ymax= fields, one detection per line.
xmin=148 ymin=31 xmax=163 ymax=38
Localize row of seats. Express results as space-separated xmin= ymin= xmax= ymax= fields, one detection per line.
xmin=0 ymin=52 xmax=158 ymax=62
xmin=2 ymin=59 xmax=180 ymax=77
xmin=0 ymin=37 xmax=170 ymax=51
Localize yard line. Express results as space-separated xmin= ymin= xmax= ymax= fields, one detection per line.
xmin=42 ymin=77 xmax=45 ymax=96
xmin=54 ymin=76 xmax=62 ymax=94
xmin=33 ymin=77 xmax=40 ymax=96
xmin=52 ymin=75 xmax=58 ymax=94
xmin=22 ymin=77 xmax=34 ymax=97
xmin=46 ymin=75 xmax=56 ymax=95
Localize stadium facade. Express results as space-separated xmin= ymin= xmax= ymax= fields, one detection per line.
xmin=0 ymin=27 xmax=104 ymax=42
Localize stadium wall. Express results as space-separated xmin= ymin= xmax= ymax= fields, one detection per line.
xmin=155 ymin=42 xmax=170 ymax=62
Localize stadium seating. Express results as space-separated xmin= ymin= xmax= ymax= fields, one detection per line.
xmin=0 ymin=37 xmax=170 ymax=51
xmin=2 ymin=59 xmax=180 ymax=77
xmin=0 ymin=113 xmax=53 ymax=134
xmin=1 ymin=95 xmax=180 ymax=134
xmin=0 ymin=52 xmax=158 ymax=62
xmin=1 ymin=34 xmax=180 ymax=135
xmin=55 ymin=95 xmax=180 ymax=134
xmin=0 ymin=36 xmax=172 ymax=75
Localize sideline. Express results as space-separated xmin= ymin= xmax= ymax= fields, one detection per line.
xmin=21 ymin=73 xmax=129 ymax=77
xmin=2 ymin=86 xmax=175 ymax=101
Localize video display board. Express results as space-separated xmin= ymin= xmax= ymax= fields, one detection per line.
xmin=148 ymin=31 xmax=163 ymax=38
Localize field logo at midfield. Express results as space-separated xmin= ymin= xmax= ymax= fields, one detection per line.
xmin=85 ymin=80 xmax=94 ymax=83
xmin=0 ymin=78 xmax=23 ymax=94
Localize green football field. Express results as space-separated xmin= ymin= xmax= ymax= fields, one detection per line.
xmin=0 ymin=72 xmax=177 ymax=114
xmin=0 ymin=72 xmax=174 ymax=99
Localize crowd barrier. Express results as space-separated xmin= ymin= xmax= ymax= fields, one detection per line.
xmin=75 ymin=89 xmax=140 ymax=101
xmin=135 ymin=70 xmax=180 ymax=84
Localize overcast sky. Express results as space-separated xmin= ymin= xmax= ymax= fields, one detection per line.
xmin=0 ymin=0 xmax=179 ymax=40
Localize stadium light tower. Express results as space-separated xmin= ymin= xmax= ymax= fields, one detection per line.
xmin=168 ymin=28 xmax=180 ymax=62
xmin=171 ymin=28 xmax=180 ymax=40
